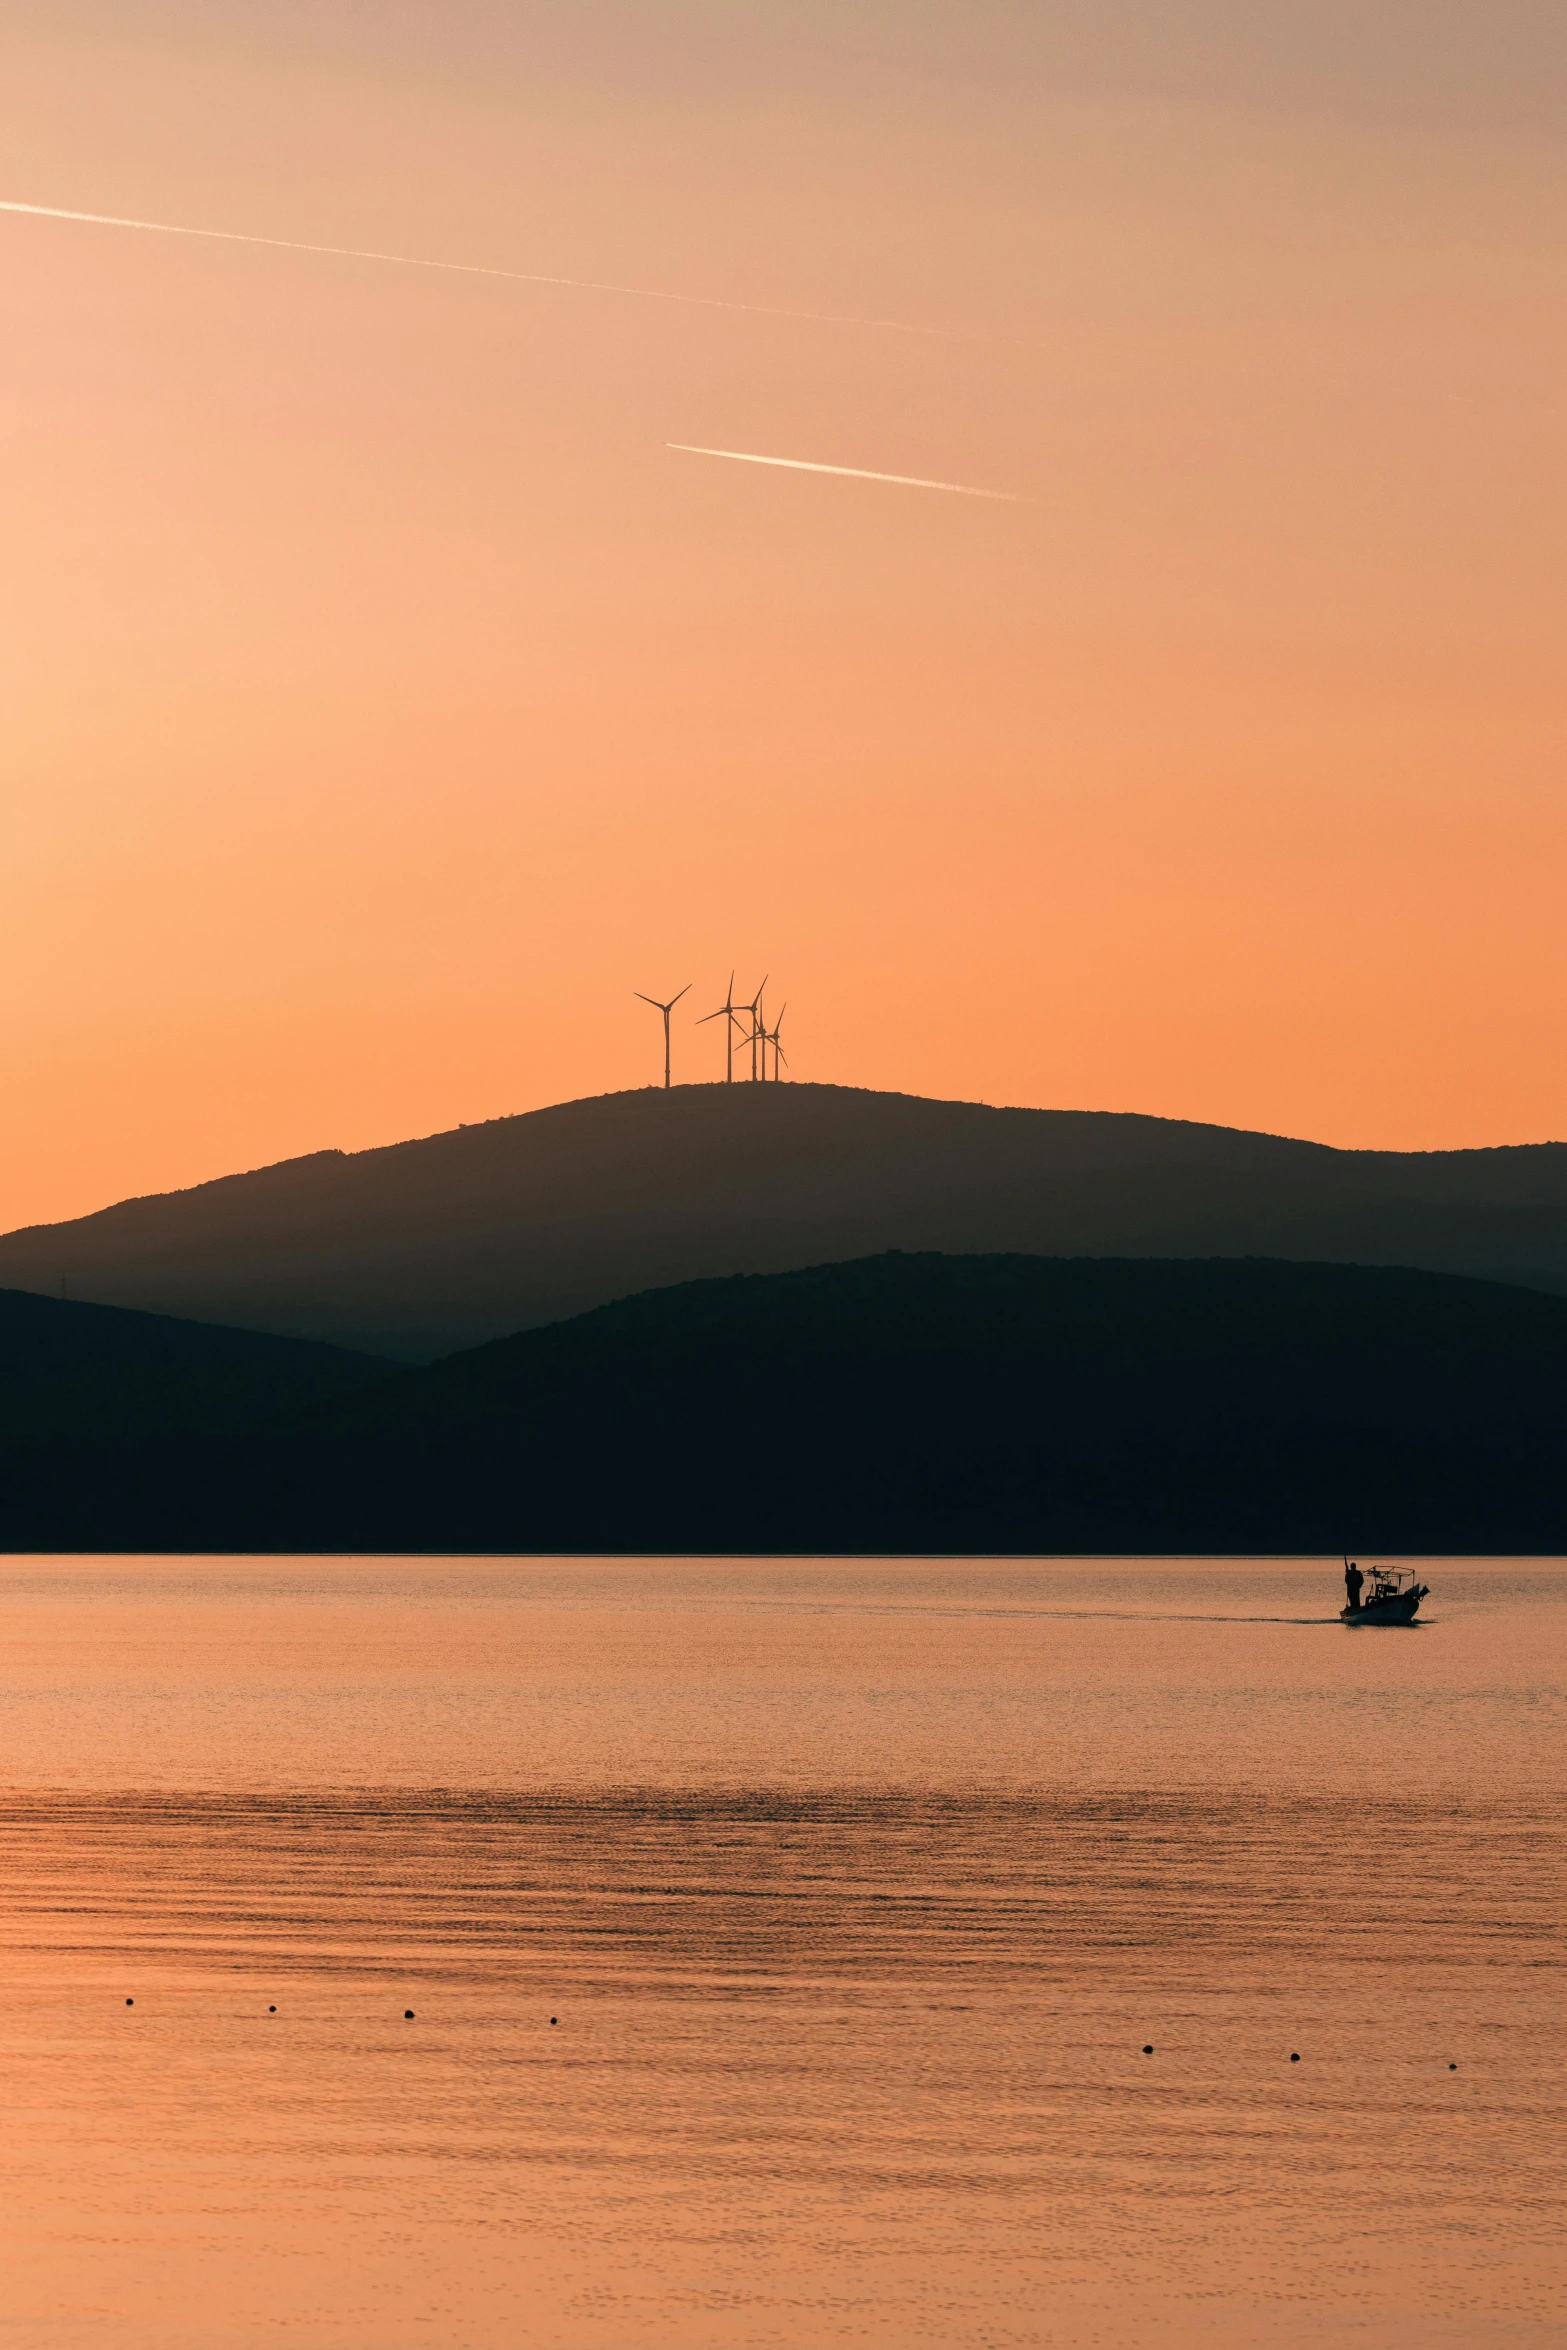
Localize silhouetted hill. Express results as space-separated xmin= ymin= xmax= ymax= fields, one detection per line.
xmin=2 ymin=1085 xmax=1567 ymax=1359
xmin=0 ymin=1287 xmax=391 ymax=1442
xmin=6 ymin=1254 xmax=1566 ymax=1553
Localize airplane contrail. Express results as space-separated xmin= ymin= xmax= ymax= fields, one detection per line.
xmin=665 ymin=443 xmax=1021 ymax=501
xmin=0 ymin=199 xmax=977 ymax=343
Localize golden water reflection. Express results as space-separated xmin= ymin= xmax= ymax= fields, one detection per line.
xmin=0 ymin=1559 xmax=1562 ymax=2346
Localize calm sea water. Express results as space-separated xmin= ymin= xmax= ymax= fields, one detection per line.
xmin=0 ymin=1557 xmax=1561 ymax=2349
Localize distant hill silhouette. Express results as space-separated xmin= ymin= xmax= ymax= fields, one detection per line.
xmin=5 ymin=1254 xmax=1566 ymax=1554
xmin=2 ymin=1085 xmax=1567 ymax=1360
xmin=0 ymin=1286 xmax=391 ymax=1443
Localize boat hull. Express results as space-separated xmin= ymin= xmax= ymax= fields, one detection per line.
xmin=1341 ymin=1587 xmax=1426 ymax=1625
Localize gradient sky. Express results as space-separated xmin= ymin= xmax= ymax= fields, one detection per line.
xmin=4 ymin=1 xmax=1565 ymax=1229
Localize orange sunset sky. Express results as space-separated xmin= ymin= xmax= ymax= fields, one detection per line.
xmin=4 ymin=1 xmax=1565 ymax=1232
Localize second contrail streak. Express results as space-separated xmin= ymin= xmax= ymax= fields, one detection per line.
xmin=666 ymin=444 xmax=1020 ymax=501
xmin=0 ymin=199 xmax=965 ymax=341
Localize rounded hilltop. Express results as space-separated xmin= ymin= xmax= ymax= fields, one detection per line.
xmin=0 ymin=1080 xmax=1563 ymax=1361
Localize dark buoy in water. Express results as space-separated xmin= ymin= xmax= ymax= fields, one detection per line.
xmin=269 ymin=2005 xmax=276 ymax=2014
xmin=551 ymin=2016 xmax=558 ymax=2026
xmin=125 ymin=1998 xmax=134 ymax=2007
xmin=1291 ymin=2052 xmax=1300 ymax=2062
xmin=1449 ymin=2062 xmax=1458 ymax=2070
xmin=404 ymin=2009 xmax=415 ymax=2020
xmin=1142 ymin=2044 xmax=1153 ymax=2055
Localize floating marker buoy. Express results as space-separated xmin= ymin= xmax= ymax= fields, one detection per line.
xmin=1291 ymin=2052 xmax=1300 ymax=2062
xmin=269 ymin=2005 xmax=276 ymax=2014
xmin=125 ymin=1998 xmax=134 ymax=2007
xmin=1449 ymin=2062 xmax=1458 ymax=2071
xmin=551 ymin=2016 xmax=558 ymax=2026
xmin=404 ymin=2009 xmax=415 ymax=2020
xmin=1142 ymin=2044 xmax=1153 ymax=2055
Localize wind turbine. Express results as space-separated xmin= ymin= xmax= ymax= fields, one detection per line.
xmin=765 ymin=1003 xmax=788 ymax=1081
xmin=698 ymin=972 xmax=747 ymax=1083
xmin=635 ymin=984 xmax=690 ymax=1088
xmin=741 ymin=976 xmax=768 ymax=1081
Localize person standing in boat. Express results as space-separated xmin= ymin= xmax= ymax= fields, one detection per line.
xmin=1344 ymin=1560 xmax=1364 ymax=1612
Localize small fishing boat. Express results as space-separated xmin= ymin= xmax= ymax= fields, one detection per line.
xmin=1341 ymin=1562 xmax=1429 ymax=1624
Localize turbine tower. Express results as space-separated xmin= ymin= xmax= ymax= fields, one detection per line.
xmin=765 ymin=1003 xmax=788 ymax=1081
xmin=634 ymin=984 xmax=690 ymax=1089
xmin=698 ymin=972 xmax=747 ymax=1083
xmin=742 ymin=977 xmax=768 ymax=1081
